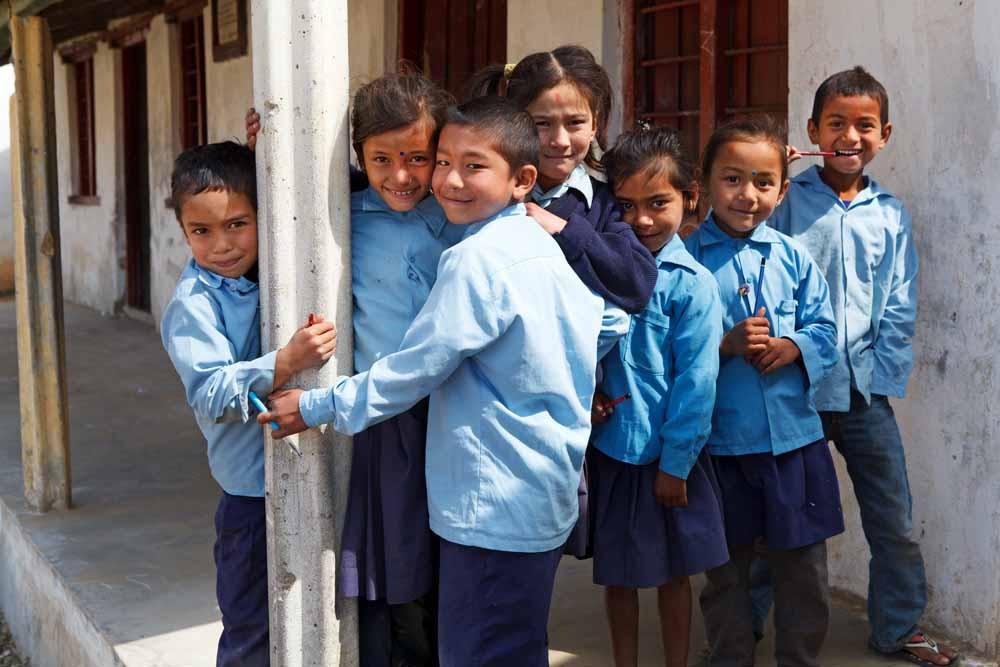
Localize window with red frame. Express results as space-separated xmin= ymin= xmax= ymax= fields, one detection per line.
xmin=72 ymin=57 xmax=97 ymax=199
xmin=629 ymin=0 xmax=788 ymax=154
xmin=180 ymin=13 xmax=207 ymax=148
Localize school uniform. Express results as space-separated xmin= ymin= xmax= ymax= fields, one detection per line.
xmin=534 ymin=166 xmax=658 ymax=558
xmin=769 ymin=166 xmax=924 ymax=654
xmin=685 ymin=216 xmax=844 ymax=667
xmin=299 ymin=203 xmax=629 ymax=666
xmin=590 ymin=235 xmax=728 ymax=588
xmin=535 ymin=164 xmax=658 ymax=314
xmin=161 ymin=259 xmax=274 ymax=667
xmin=344 ymin=187 xmax=462 ymax=666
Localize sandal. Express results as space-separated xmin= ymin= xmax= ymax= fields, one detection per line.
xmin=897 ymin=633 xmax=960 ymax=667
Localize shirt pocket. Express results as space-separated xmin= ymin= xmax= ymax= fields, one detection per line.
xmin=623 ymin=310 xmax=672 ymax=376
xmin=775 ymin=299 xmax=798 ymax=338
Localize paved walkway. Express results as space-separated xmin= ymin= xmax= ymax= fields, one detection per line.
xmin=0 ymin=299 xmax=989 ymax=666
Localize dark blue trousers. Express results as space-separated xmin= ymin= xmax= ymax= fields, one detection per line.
xmin=214 ymin=493 xmax=269 ymax=667
xmin=438 ymin=539 xmax=562 ymax=667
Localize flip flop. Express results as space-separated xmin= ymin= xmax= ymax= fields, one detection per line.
xmin=897 ymin=633 xmax=960 ymax=667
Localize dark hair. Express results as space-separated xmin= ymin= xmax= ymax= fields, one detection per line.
xmin=351 ymin=70 xmax=455 ymax=164
xmin=603 ymin=126 xmax=697 ymax=204
xmin=170 ymin=141 xmax=256 ymax=220
xmin=444 ymin=96 xmax=539 ymax=172
xmin=701 ymin=116 xmax=789 ymax=185
xmin=466 ymin=45 xmax=612 ymax=170
xmin=811 ymin=66 xmax=889 ymax=125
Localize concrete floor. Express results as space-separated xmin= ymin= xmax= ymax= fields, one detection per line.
xmin=0 ymin=299 xmax=988 ymax=666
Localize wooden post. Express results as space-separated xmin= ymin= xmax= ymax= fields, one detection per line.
xmin=250 ymin=1 xmax=358 ymax=664
xmin=698 ymin=0 xmax=718 ymax=153
xmin=11 ymin=15 xmax=71 ymax=514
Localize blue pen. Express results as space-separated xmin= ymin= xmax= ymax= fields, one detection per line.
xmin=248 ymin=391 xmax=279 ymax=430
xmin=249 ymin=391 xmax=303 ymax=458
xmin=753 ymin=257 xmax=767 ymax=315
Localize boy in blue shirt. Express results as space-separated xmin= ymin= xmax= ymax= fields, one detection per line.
xmin=260 ymin=97 xmax=628 ymax=666
xmin=160 ymin=142 xmax=336 ymax=667
xmin=767 ymin=67 xmax=956 ymax=667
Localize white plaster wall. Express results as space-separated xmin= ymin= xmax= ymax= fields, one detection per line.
xmin=507 ymin=0 xmax=604 ymax=63
xmin=54 ymin=44 xmax=122 ymax=314
xmin=789 ymin=0 xmax=1000 ymax=656
xmin=0 ymin=64 xmax=14 ymax=294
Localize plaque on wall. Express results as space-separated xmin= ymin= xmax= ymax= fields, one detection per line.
xmin=212 ymin=0 xmax=247 ymax=61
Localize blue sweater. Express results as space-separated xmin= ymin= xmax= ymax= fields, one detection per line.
xmin=546 ymin=177 xmax=658 ymax=314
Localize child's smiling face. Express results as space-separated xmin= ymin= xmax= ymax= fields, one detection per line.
xmin=180 ymin=189 xmax=258 ymax=278
xmin=431 ymin=123 xmax=536 ymax=225
xmin=807 ymin=94 xmax=891 ymax=178
xmin=615 ymin=168 xmax=692 ymax=253
xmin=706 ymin=140 xmax=789 ymax=238
xmin=360 ymin=118 xmax=436 ymax=212
xmin=526 ymin=82 xmax=597 ymax=191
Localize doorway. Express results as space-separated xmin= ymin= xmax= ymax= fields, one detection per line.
xmin=121 ymin=42 xmax=151 ymax=312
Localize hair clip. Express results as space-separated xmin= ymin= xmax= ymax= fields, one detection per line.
xmin=635 ymin=118 xmax=652 ymax=132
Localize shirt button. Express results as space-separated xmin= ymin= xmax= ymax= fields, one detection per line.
xmin=407 ymin=269 xmax=419 ymax=281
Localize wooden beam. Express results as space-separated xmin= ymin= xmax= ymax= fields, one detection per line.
xmin=698 ymin=0 xmax=718 ymax=152
xmin=11 ymin=15 xmax=71 ymax=513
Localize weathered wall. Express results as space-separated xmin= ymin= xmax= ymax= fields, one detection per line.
xmin=348 ymin=0 xmax=389 ymax=93
xmin=0 ymin=65 xmax=14 ymax=294
xmin=53 ymin=43 xmax=122 ymax=315
xmin=789 ymin=0 xmax=1000 ymax=656
xmin=507 ymin=0 xmax=604 ymax=63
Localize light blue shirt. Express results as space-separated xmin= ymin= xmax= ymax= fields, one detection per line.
xmin=770 ymin=166 xmax=918 ymax=411
xmin=300 ymin=203 xmax=629 ymax=552
xmin=531 ymin=163 xmax=595 ymax=209
xmin=161 ymin=259 xmax=276 ymax=496
xmin=592 ymin=236 xmax=723 ymax=478
xmin=351 ymin=187 xmax=462 ymax=372
xmin=685 ymin=216 xmax=838 ymax=456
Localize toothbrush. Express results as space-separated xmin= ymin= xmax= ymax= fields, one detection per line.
xmin=797 ymin=149 xmax=862 ymax=157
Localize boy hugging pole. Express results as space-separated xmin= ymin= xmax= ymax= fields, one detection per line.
xmin=251 ymin=1 xmax=358 ymax=664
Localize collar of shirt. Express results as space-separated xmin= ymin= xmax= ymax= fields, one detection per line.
xmin=696 ymin=214 xmax=783 ymax=247
xmin=655 ymin=234 xmax=703 ymax=272
xmin=355 ymin=186 xmax=449 ymax=238
xmin=192 ymin=259 xmax=258 ymax=295
xmin=795 ymin=165 xmax=889 ymax=208
xmin=461 ymin=202 xmax=527 ymax=240
xmin=530 ymin=163 xmax=594 ymax=209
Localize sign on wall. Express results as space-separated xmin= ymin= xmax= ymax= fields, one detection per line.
xmin=212 ymin=0 xmax=247 ymax=61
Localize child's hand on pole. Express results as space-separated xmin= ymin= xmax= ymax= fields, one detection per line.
xmin=257 ymin=389 xmax=309 ymax=438
xmin=654 ymin=471 xmax=688 ymax=508
xmin=245 ymin=107 xmax=261 ymax=150
xmin=720 ymin=307 xmax=769 ymax=356
xmin=591 ymin=391 xmax=614 ymax=425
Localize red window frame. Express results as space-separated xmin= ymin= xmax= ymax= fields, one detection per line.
xmin=627 ymin=0 xmax=788 ymax=154
xmin=180 ymin=13 xmax=207 ymax=149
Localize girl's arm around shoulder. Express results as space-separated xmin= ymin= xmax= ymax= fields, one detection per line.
xmin=545 ymin=183 xmax=658 ymax=314
xmin=657 ymin=268 xmax=723 ymax=479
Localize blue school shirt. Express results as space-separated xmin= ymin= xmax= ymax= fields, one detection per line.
xmin=299 ymin=203 xmax=629 ymax=552
xmin=351 ymin=187 xmax=461 ymax=372
xmin=685 ymin=216 xmax=838 ymax=456
xmin=160 ymin=259 xmax=275 ymax=497
xmin=770 ymin=166 xmax=919 ymax=412
xmin=592 ymin=235 xmax=723 ymax=479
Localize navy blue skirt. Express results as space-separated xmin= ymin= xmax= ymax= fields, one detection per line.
xmin=712 ymin=439 xmax=845 ymax=551
xmin=338 ymin=400 xmax=435 ymax=605
xmin=590 ymin=447 xmax=729 ymax=588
